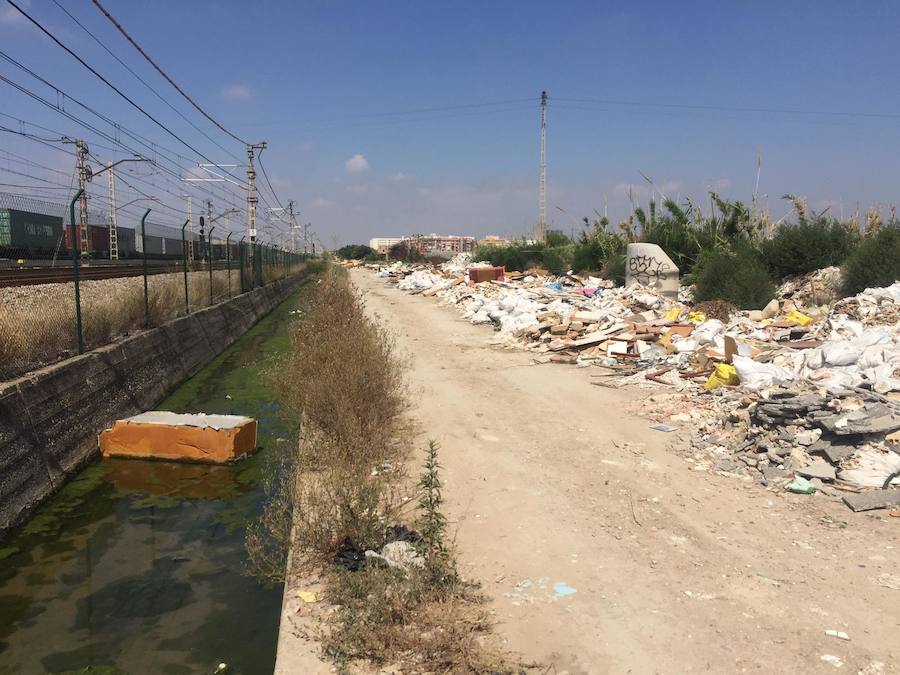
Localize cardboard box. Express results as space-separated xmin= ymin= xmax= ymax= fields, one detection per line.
xmin=468 ymin=266 xmax=505 ymax=283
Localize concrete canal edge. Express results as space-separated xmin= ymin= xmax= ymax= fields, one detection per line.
xmin=0 ymin=274 xmax=307 ymax=539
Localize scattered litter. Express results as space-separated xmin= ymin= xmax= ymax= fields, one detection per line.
xmin=651 ymin=423 xmax=678 ymax=433
xmin=552 ymin=582 xmax=577 ymax=599
xmin=874 ymin=573 xmax=900 ymax=590
xmin=785 ymin=476 xmax=817 ymax=494
xmin=820 ymin=654 xmax=844 ymax=668
xmin=369 ymin=257 xmax=900 ymax=512
xmin=364 ymin=540 xmax=425 ymax=572
xmin=825 ymin=629 xmax=850 ymax=641
xmin=295 ymin=590 xmax=319 ymax=603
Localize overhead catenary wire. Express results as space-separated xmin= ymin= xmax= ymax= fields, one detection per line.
xmin=0 ymin=55 xmax=244 ymax=208
xmin=49 ymin=0 xmax=244 ymax=164
xmin=88 ymin=0 xmax=250 ymax=147
xmin=3 ymin=1 xmax=245 ymax=183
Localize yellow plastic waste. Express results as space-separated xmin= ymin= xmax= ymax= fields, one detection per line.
xmin=704 ymin=363 xmax=740 ymax=390
xmin=664 ymin=307 xmax=681 ymax=321
xmin=785 ymin=309 xmax=813 ymax=326
xmin=688 ymin=311 xmax=706 ymax=324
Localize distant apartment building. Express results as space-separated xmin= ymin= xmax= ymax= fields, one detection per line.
xmin=477 ymin=235 xmax=510 ymax=247
xmin=411 ymin=234 xmax=476 ymax=254
xmin=369 ymin=237 xmax=404 ymax=254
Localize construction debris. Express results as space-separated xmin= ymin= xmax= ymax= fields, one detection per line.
xmin=370 ymin=254 xmax=900 ymax=511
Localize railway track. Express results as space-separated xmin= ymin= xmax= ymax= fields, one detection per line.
xmin=0 ymin=263 xmax=234 ymax=288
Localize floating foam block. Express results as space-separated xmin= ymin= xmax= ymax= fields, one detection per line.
xmin=99 ymin=411 xmax=257 ymax=464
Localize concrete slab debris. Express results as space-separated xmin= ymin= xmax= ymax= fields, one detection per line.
xmin=99 ymin=411 xmax=258 ymax=464
xmin=370 ymin=254 xmax=900 ymax=511
xmin=842 ymin=489 xmax=900 ymax=512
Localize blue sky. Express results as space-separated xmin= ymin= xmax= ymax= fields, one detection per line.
xmin=2 ymin=0 xmax=899 ymax=246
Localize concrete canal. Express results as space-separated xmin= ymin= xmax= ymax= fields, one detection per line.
xmin=0 ymin=291 xmax=304 ymax=674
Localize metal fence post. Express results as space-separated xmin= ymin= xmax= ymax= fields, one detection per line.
xmin=226 ymin=232 xmax=232 ymax=297
xmin=69 ymin=189 xmax=85 ymax=353
xmin=208 ymin=226 xmax=215 ymax=306
xmin=141 ymin=208 xmax=151 ymax=327
xmin=181 ymin=219 xmax=189 ymax=314
xmin=239 ymin=236 xmax=246 ymax=294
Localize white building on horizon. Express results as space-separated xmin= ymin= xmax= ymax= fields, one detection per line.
xmin=369 ymin=237 xmax=405 ymax=254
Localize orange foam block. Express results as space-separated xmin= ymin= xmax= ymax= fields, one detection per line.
xmin=99 ymin=411 xmax=258 ymax=464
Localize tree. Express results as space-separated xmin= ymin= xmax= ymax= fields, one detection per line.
xmin=388 ymin=240 xmax=425 ymax=262
xmin=335 ymin=244 xmax=377 ymax=260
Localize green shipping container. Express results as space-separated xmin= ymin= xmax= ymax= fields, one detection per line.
xmin=0 ymin=208 xmax=64 ymax=250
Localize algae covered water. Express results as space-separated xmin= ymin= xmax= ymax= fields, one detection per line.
xmin=0 ymin=292 xmax=303 ymax=675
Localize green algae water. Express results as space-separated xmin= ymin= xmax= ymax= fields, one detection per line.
xmin=0 ymin=291 xmax=305 ymax=675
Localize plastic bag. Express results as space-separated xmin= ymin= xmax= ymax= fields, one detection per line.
xmin=704 ymin=363 xmax=740 ymax=390
xmin=786 ymin=309 xmax=813 ymax=326
xmin=664 ymin=307 xmax=681 ymax=321
xmin=732 ymin=355 xmax=795 ymax=390
xmin=821 ymin=340 xmax=861 ymax=366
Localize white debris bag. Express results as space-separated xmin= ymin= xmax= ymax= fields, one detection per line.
xmin=733 ymin=355 xmax=795 ymax=390
xmin=838 ymin=446 xmax=900 ymax=489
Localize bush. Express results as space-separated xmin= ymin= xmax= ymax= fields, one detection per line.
xmin=336 ymin=244 xmax=377 ymax=260
xmin=473 ymin=241 xmax=571 ymax=274
xmin=247 ymin=268 xmax=413 ymax=577
xmin=762 ymin=219 xmax=860 ymax=278
xmin=570 ymin=218 xmax=626 ymax=283
xmin=692 ymin=245 xmax=776 ymax=309
xmin=843 ymin=225 xmax=900 ymax=294
xmin=640 ymin=199 xmax=725 ymax=274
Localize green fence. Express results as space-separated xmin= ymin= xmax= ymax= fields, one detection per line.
xmin=0 ymin=190 xmax=311 ymax=381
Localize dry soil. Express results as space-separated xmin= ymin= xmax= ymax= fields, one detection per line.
xmin=348 ymin=267 xmax=899 ymax=675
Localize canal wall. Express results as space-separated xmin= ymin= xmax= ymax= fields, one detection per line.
xmin=0 ymin=274 xmax=307 ymax=538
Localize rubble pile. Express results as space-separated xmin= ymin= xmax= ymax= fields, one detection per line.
xmin=369 ymin=255 xmax=900 ymax=510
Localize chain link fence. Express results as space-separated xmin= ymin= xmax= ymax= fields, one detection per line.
xmin=1 ymin=191 xmax=312 ymax=381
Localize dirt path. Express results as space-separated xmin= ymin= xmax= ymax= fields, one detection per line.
xmin=351 ymin=268 xmax=899 ymax=675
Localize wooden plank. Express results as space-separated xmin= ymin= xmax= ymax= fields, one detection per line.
xmin=842 ymin=489 xmax=900 ymax=512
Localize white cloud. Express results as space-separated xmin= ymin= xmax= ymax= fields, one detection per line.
xmin=222 ymin=84 xmax=252 ymax=100
xmin=387 ymin=171 xmax=412 ymax=182
xmin=344 ymin=154 xmax=369 ymax=175
xmin=0 ymin=0 xmax=29 ymax=25
xmin=311 ymin=198 xmax=334 ymax=207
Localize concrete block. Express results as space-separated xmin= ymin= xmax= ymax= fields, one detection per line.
xmin=625 ymin=243 xmax=679 ymax=300
xmin=99 ymin=412 xmax=258 ymax=464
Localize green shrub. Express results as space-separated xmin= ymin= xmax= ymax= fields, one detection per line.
xmin=473 ymin=241 xmax=571 ymax=273
xmin=336 ymin=243 xmax=377 ymax=260
xmin=761 ymin=219 xmax=860 ymax=278
xmin=640 ymin=199 xmax=725 ymax=274
xmin=843 ymin=225 xmax=900 ymax=294
xmin=693 ymin=245 xmax=776 ymax=309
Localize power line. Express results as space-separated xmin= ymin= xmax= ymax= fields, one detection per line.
xmin=0 ymin=60 xmax=247 ymax=213
xmin=89 ymin=0 xmax=249 ymax=146
xmin=4 ymin=0 xmax=242 ymax=180
xmin=245 ymin=97 xmax=538 ymax=128
xmin=256 ymin=148 xmax=284 ymax=211
xmin=553 ymin=96 xmax=900 ymax=121
xmin=49 ymin=0 xmax=243 ymax=163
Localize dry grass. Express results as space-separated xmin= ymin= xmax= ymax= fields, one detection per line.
xmin=247 ymin=268 xmax=525 ymax=673
xmin=0 ymin=264 xmax=301 ymax=381
xmin=249 ymin=267 xmax=413 ymax=576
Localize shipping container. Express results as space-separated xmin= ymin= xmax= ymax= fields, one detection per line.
xmin=116 ymin=226 xmax=137 ymax=257
xmin=163 ymin=237 xmax=182 ymax=258
xmin=139 ymin=234 xmax=164 ymax=256
xmin=87 ymin=225 xmax=111 ymax=257
xmin=0 ymin=208 xmax=64 ymax=254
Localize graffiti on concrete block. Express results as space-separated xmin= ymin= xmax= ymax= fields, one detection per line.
xmin=628 ymin=255 xmax=671 ymax=287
